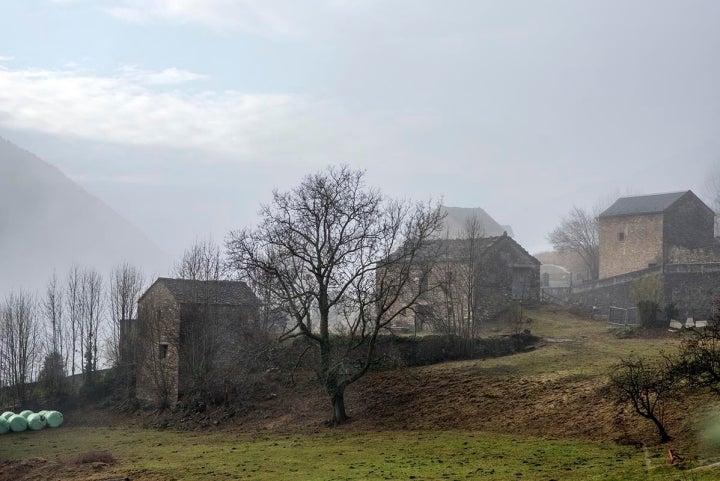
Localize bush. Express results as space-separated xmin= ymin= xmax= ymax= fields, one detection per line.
xmin=637 ymin=300 xmax=660 ymax=328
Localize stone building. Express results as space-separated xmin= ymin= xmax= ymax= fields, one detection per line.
xmin=134 ymin=277 xmax=259 ymax=406
xmin=570 ymin=190 xmax=720 ymax=320
xmin=390 ymin=233 xmax=541 ymax=331
xmin=598 ymin=191 xmax=716 ymax=279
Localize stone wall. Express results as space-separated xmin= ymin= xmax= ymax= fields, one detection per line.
xmin=663 ymin=194 xmax=715 ymax=258
xmin=664 ymin=264 xmax=720 ymax=319
xmin=569 ymin=268 xmax=658 ymax=310
xmin=599 ymin=213 xmax=663 ymax=279
xmin=136 ymin=284 xmax=182 ymax=405
xmin=178 ymin=302 xmax=259 ymax=399
xmin=569 ymin=264 xmax=720 ymax=321
xmin=667 ymin=244 xmax=720 ymax=264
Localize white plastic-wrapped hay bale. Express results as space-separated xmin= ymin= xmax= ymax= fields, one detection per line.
xmin=8 ymin=414 xmax=27 ymax=432
xmin=0 ymin=418 xmax=9 ymax=434
xmin=45 ymin=411 xmax=63 ymax=428
xmin=1 ymin=411 xmax=14 ymax=421
xmin=19 ymin=409 xmax=33 ymax=419
xmin=26 ymin=413 xmax=45 ymax=431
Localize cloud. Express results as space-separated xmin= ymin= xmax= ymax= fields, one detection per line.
xmin=118 ymin=65 xmax=208 ymax=85
xmin=102 ymin=0 xmax=308 ymax=36
xmin=0 ymin=65 xmax=327 ymax=159
xmin=0 ymin=56 xmax=14 ymax=62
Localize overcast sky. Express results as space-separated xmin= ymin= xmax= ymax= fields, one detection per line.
xmin=1 ymin=0 xmax=719 ymax=262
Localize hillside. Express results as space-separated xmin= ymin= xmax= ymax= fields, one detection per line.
xmin=108 ymin=307 xmax=699 ymax=448
xmin=0 ymin=136 xmax=170 ymax=292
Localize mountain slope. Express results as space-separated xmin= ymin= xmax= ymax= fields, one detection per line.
xmin=0 ymin=136 xmax=170 ymax=292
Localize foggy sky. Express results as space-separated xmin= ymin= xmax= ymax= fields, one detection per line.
xmin=1 ymin=0 xmax=719 ymax=262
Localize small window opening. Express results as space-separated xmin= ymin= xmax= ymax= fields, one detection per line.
xmin=158 ymin=343 xmax=168 ymax=360
xmin=617 ymin=232 xmax=625 ymax=242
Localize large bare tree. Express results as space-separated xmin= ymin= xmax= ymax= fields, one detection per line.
xmin=226 ymin=165 xmax=443 ymax=425
xmin=548 ymin=206 xmax=600 ymax=281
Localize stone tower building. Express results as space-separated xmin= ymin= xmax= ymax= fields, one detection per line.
xmin=598 ymin=190 xmax=715 ymax=279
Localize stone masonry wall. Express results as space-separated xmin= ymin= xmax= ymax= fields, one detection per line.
xmin=599 ymin=213 xmax=663 ymax=279
xmin=667 ymin=244 xmax=720 ymax=264
xmin=136 ymin=284 xmax=181 ymax=405
xmin=569 ymin=264 xmax=720 ymax=321
xmin=663 ymin=193 xmax=715 ymax=259
xmin=664 ymin=264 xmax=720 ymax=319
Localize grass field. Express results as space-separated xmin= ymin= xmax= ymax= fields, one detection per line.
xmin=2 ymin=426 xmax=713 ymax=480
xmin=2 ymin=306 xmax=720 ymax=480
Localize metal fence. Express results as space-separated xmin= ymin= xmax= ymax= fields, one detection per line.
xmin=607 ymin=306 xmax=638 ymax=327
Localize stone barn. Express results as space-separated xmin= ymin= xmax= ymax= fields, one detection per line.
xmin=135 ymin=277 xmax=259 ymax=406
xmin=389 ymin=233 xmax=541 ymax=331
xmin=598 ymin=190 xmax=716 ymax=279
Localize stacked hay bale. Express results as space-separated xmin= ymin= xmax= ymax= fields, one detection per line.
xmin=0 ymin=410 xmax=63 ymax=434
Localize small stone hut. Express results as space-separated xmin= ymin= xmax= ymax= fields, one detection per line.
xmin=134 ymin=277 xmax=259 ymax=405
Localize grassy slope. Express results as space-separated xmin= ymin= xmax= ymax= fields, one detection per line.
xmin=2 ymin=306 xmax=720 ymax=480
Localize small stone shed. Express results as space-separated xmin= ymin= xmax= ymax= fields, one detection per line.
xmin=134 ymin=277 xmax=259 ymax=405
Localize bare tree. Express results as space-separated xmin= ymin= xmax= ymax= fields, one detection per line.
xmin=80 ymin=268 xmax=103 ymax=386
xmin=704 ymin=164 xmax=720 ymax=235
xmin=43 ymin=271 xmax=64 ymax=360
xmin=675 ymin=310 xmax=720 ymax=395
xmin=0 ymin=290 xmax=40 ymax=406
xmin=227 ymin=165 xmax=443 ymax=425
xmin=65 ymin=265 xmax=82 ymax=378
xmin=433 ymin=216 xmax=484 ymax=342
xmin=548 ymin=206 xmax=600 ymax=281
xmin=609 ymin=357 xmax=675 ymax=443
xmin=107 ymin=262 xmax=144 ymax=399
xmin=174 ymin=237 xmax=224 ymax=281
xmin=107 ymin=263 xmax=144 ymax=366
xmin=41 ymin=271 xmax=66 ymax=401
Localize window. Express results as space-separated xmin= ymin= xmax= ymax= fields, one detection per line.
xmin=617 ymin=232 xmax=625 ymax=242
xmin=158 ymin=343 xmax=168 ymax=360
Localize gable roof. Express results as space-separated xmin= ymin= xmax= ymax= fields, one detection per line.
xmin=140 ymin=277 xmax=258 ymax=306
xmin=412 ymin=234 xmax=540 ymax=265
xmin=598 ymin=191 xmax=691 ymax=219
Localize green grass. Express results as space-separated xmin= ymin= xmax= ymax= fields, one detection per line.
xmin=3 ymin=426 xmax=712 ymax=480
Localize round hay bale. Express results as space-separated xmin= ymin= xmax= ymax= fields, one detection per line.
xmin=8 ymin=414 xmax=27 ymax=432
xmin=19 ymin=410 xmax=33 ymax=419
xmin=45 ymin=411 xmax=63 ymax=428
xmin=0 ymin=418 xmax=9 ymax=434
xmin=27 ymin=413 xmax=45 ymax=431
xmin=1 ymin=411 xmax=14 ymax=420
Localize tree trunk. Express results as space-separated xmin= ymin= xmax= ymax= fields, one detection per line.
xmin=651 ymin=416 xmax=671 ymax=443
xmin=331 ymin=391 xmax=349 ymax=425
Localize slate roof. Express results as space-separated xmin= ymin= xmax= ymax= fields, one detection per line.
xmin=598 ymin=191 xmax=690 ymax=218
xmin=141 ymin=277 xmax=258 ymax=306
xmin=410 ymin=235 xmax=539 ymax=265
